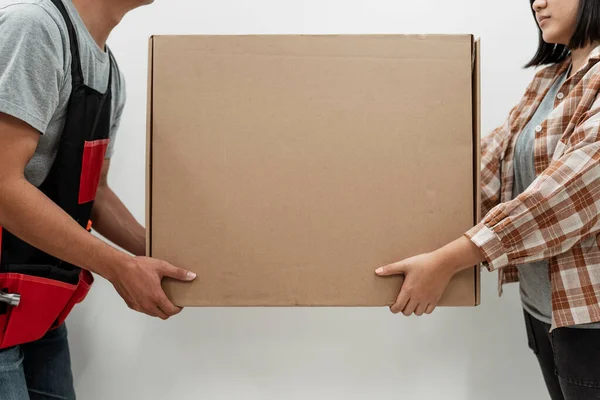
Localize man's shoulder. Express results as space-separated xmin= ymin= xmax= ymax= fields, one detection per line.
xmin=108 ymin=51 xmax=127 ymax=104
xmin=0 ymin=0 xmax=68 ymax=40
xmin=0 ymin=0 xmax=70 ymax=76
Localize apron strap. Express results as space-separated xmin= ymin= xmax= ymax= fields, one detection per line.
xmin=49 ymin=0 xmax=85 ymax=87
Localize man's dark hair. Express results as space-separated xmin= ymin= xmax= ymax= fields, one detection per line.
xmin=526 ymin=0 xmax=600 ymax=67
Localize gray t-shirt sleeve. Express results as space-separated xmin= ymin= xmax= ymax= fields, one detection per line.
xmin=105 ymin=68 xmax=126 ymax=158
xmin=0 ymin=3 xmax=66 ymax=133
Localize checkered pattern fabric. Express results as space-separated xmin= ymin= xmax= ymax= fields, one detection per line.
xmin=466 ymin=46 xmax=600 ymax=329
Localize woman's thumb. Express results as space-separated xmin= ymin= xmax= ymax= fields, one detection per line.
xmin=375 ymin=260 xmax=407 ymax=276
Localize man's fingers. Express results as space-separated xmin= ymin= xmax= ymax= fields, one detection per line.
xmin=142 ymin=301 xmax=169 ymax=320
xmin=161 ymin=263 xmax=197 ymax=282
xmin=376 ymin=261 xmax=406 ymax=277
xmin=425 ymin=304 xmax=436 ymax=315
xmin=154 ymin=306 xmax=171 ymax=320
xmin=157 ymin=293 xmax=182 ymax=317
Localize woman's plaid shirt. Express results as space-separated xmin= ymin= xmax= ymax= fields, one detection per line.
xmin=466 ymin=46 xmax=600 ymax=329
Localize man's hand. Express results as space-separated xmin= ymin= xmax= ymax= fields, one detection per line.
xmin=108 ymin=257 xmax=196 ymax=320
xmin=375 ymin=236 xmax=485 ymax=316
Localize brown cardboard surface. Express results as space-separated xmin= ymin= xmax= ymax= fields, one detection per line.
xmin=147 ymin=34 xmax=480 ymax=307
xmin=146 ymin=36 xmax=155 ymax=258
xmin=473 ymin=38 xmax=482 ymax=305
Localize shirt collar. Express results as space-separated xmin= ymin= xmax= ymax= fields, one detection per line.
xmin=586 ymin=44 xmax=600 ymax=63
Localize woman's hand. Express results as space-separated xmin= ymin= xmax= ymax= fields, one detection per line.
xmin=376 ymin=252 xmax=453 ymax=315
xmin=375 ymin=236 xmax=485 ymax=316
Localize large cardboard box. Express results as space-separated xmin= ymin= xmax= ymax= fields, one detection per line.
xmin=146 ymin=34 xmax=481 ymax=307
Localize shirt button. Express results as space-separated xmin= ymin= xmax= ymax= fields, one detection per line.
xmin=535 ymin=125 xmax=543 ymax=133
xmin=557 ymin=92 xmax=565 ymax=100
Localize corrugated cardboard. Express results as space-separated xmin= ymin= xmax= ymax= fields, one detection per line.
xmin=147 ymin=34 xmax=481 ymax=307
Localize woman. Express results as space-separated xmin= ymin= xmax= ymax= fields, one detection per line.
xmin=375 ymin=0 xmax=600 ymax=399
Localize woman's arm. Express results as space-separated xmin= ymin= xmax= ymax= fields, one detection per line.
xmin=377 ymin=94 xmax=600 ymax=316
xmin=479 ymin=108 xmax=515 ymax=218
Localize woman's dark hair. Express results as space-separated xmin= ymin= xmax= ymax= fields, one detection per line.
xmin=526 ymin=0 xmax=600 ymax=67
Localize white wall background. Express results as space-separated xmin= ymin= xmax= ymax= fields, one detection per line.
xmin=68 ymin=1 xmax=548 ymax=399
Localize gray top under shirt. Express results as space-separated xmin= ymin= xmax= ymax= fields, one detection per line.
xmin=513 ymin=71 xmax=600 ymax=329
xmin=0 ymin=0 xmax=126 ymax=187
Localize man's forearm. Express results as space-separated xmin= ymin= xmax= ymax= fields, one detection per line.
xmin=91 ymin=184 xmax=145 ymax=256
xmin=0 ymin=175 xmax=131 ymax=280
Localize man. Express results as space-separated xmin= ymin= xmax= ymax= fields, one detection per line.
xmin=0 ymin=0 xmax=195 ymax=398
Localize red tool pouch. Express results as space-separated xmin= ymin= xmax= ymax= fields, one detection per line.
xmin=54 ymin=269 xmax=93 ymax=329
xmin=0 ymin=269 xmax=93 ymax=349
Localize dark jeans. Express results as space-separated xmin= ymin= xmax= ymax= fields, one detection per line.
xmin=524 ymin=310 xmax=600 ymax=400
xmin=0 ymin=324 xmax=75 ymax=400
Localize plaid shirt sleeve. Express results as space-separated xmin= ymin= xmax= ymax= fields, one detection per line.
xmin=479 ymin=108 xmax=515 ymax=219
xmin=467 ymin=96 xmax=600 ymax=271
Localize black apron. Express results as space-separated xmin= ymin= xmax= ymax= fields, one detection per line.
xmin=0 ymin=0 xmax=113 ymax=349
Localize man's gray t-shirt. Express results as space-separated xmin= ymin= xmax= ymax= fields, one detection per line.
xmin=0 ymin=0 xmax=126 ymax=187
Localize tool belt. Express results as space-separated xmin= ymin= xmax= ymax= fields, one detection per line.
xmin=0 ymin=267 xmax=93 ymax=349
xmin=0 ymin=221 xmax=95 ymax=349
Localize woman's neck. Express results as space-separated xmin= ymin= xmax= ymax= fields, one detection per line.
xmin=570 ymin=42 xmax=600 ymax=78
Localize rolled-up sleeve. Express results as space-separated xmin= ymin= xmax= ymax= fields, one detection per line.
xmin=467 ymin=101 xmax=600 ymax=271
